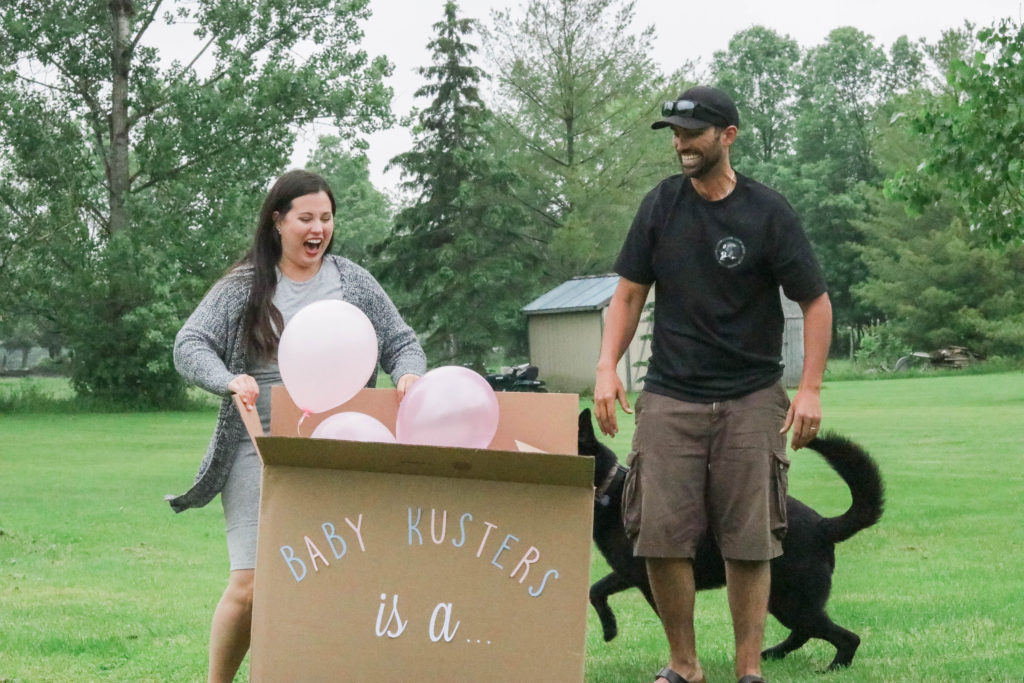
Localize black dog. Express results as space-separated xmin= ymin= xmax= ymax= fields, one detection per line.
xmin=579 ymin=409 xmax=884 ymax=671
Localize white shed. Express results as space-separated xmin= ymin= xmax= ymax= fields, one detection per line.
xmin=524 ymin=276 xmax=806 ymax=394
xmin=522 ymin=275 xmax=653 ymax=394
xmin=779 ymin=293 xmax=804 ymax=388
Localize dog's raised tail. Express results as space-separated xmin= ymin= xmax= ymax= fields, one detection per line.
xmin=806 ymin=432 xmax=885 ymax=544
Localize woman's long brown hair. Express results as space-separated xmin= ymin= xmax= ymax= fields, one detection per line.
xmin=238 ymin=170 xmax=336 ymax=362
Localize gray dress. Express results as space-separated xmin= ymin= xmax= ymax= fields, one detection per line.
xmin=171 ymin=255 xmax=426 ymax=570
xmin=223 ymin=266 xmax=346 ymax=569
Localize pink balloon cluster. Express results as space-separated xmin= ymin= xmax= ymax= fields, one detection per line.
xmin=396 ymin=366 xmax=499 ymax=449
xmin=278 ymin=302 xmax=499 ymax=449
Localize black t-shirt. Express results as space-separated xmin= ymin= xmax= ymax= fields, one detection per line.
xmin=614 ymin=173 xmax=827 ymax=402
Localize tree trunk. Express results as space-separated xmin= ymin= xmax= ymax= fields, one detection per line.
xmin=108 ymin=0 xmax=134 ymax=235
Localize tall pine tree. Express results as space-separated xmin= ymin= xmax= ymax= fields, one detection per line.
xmin=376 ymin=1 xmax=538 ymax=369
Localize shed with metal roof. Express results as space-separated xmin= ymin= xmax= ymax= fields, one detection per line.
xmin=522 ymin=275 xmax=654 ymax=394
xmin=522 ymin=275 xmax=805 ymax=394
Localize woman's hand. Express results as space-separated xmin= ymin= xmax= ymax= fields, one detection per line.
xmin=395 ymin=374 xmax=419 ymax=402
xmin=228 ymin=374 xmax=259 ymax=411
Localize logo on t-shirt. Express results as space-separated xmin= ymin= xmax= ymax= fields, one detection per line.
xmin=715 ymin=237 xmax=746 ymax=268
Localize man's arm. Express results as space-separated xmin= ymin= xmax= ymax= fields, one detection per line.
xmin=594 ymin=277 xmax=652 ymax=437
xmin=781 ymin=291 xmax=832 ymax=449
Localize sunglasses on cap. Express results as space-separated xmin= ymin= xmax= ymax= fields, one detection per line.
xmin=661 ymin=99 xmax=729 ymax=127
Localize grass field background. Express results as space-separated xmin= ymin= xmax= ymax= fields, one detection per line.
xmin=1 ymin=372 xmax=1022 ymax=681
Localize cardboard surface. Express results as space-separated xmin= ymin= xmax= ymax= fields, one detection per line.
xmin=247 ymin=387 xmax=593 ymax=682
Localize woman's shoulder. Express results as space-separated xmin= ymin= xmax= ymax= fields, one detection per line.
xmin=325 ymin=254 xmax=377 ymax=283
xmin=213 ymin=264 xmax=255 ymax=290
xmin=193 ymin=264 xmax=254 ymax=312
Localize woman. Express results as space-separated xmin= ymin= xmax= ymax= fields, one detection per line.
xmin=169 ymin=169 xmax=426 ymax=682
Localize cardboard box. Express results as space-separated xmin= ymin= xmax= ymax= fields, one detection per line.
xmin=240 ymin=387 xmax=593 ymax=682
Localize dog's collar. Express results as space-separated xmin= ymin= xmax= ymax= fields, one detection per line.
xmin=595 ymin=464 xmax=627 ymax=507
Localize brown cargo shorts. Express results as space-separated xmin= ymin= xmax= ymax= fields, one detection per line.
xmin=621 ymin=384 xmax=791 ymax=561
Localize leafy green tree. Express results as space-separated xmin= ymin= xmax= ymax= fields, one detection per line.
xmin=920 ymin=22 xmax=980 ymax=96
xmin=882 ymin=35 xmax=927 ymax=95
xmin=0 ymin=0 xmax=392 ymax=405
xmin=777 ymin=28 xmax=890 ymax=328
xmin=710 ymin=26 xmax=801 ymax=168
xmin=307 ymin=136 xmax=392 ymax=267
xmin=376 ymin=1 xmax=536 ymax=368
xmin=483 ymin=0 xmax=675 ymax=281
xmin=889 ymin=20 xmax=1024 ymax=244
xmin=854 ymin=25 xmax=1024 ymax=359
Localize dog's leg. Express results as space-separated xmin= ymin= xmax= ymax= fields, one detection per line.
xmin=817 ymin=618 xmax=860 ymax=671
xmin=782 ymin=612 xmax=860 ymax=671
xmin=589 ymin=572 xmax=635 ymax=642
xmin=761 ymin=629 xmax=810 ymax=661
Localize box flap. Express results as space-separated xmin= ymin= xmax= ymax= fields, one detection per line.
xmin=255 ymin=436 xmax=592 ymax=488
xmin=232 ymin=394 xmax=264 ymax=449
xmin=270 ymin=386 xmax=579 ymax=456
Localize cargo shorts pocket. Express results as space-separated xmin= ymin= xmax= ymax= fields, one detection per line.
xmin=770 ymin=449 xmax=790 ymax=540
xmin=621 ymin=453 xmax=643 ymax=542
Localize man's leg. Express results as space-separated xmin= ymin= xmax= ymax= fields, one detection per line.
xmin=725 ymin=558 xmax=771 ymax=679
xmin=647 ymin=557 xmax=704 ymax=683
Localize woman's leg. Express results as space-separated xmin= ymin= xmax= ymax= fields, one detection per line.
xmin=208 ymin=568 xmax=254 ymax=683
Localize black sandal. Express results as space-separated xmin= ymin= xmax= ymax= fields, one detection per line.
xmin=737 ymin=675 xmax=768 ymax=683
xmin=655 ymin=666 xmax=706 ymax=683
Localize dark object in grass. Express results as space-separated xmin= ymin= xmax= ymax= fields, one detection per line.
xmin=578 ymin=409 xmax=884 ymax=672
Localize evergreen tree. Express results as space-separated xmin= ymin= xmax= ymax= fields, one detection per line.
xmin=376 ymin=1 xmax=537 ymax=369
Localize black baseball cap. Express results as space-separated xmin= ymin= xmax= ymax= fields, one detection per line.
xmin=652 ymin=86 xmax=740 ymax=130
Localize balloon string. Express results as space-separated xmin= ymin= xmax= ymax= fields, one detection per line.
xmin=297 ymin=410 xmax=311 ymax=437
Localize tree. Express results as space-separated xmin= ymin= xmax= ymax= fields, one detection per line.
xmin=307 ymin=136 xmax=392 ymax=267
xmin=376 ymin=1 xmax=536 ymax=368
xmin=888 ymin=19 xmax=1024 ymax=244
xmin=710 ymin=26 xmax=801 ymax=167
xmin=777 ymin=28 xmax=890 ymax=328
xmin=0 ymin=0 xmax=392 ymax=405
xmin=483 ymin=0 xmax=675 ymax=281
xmin=854 ymin=189 xmax=1024 ymax=357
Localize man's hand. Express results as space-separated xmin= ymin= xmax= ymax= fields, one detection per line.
xmin=780 ymin=387 xmax=821 ymax=450
xmin=594 ymin=366 xmax=632 ymax=437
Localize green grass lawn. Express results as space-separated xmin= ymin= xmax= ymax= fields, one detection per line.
xmin=1 ymin=372 xmax=1022 ymax=681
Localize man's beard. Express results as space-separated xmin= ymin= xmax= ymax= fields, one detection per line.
xmin=678 ymin=140 xmax=723 ymax=179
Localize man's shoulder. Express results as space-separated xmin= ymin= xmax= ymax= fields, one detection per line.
xmin=639 ymin=174 xmax=688 ymax=212
xmin=650 ymin=173 xmax=687 ymax=195
xmin=736 ymin=173 xmax=795 ymax=211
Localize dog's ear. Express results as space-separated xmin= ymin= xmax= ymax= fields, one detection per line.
xmin=578 ymin=409 xmax=596 ymax=445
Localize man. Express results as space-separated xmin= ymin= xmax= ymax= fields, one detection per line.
xmin=593 ymin=86 xmax=832 ymax=683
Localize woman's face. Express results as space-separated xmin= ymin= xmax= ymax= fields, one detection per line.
xmin=275 ymin=191 xmax=334 ymax=281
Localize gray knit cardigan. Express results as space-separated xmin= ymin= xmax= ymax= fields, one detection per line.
xmin=166 ymin=255 xmax=426 ymax=513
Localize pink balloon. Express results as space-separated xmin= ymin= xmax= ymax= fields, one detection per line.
xmin=278 ymin=299 xmax=378 ymax=414
xmin=311 ymin=412 xmax=396 ymax=444
xmin=396 ymin=366 xmax=500 ymax=449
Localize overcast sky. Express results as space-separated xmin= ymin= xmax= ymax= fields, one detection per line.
xmin=328 ymin=0 xmax=1020 ymax=193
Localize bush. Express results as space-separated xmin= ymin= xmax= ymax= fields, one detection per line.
xmin=853 ymin=322 xmax=911 ymax=371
